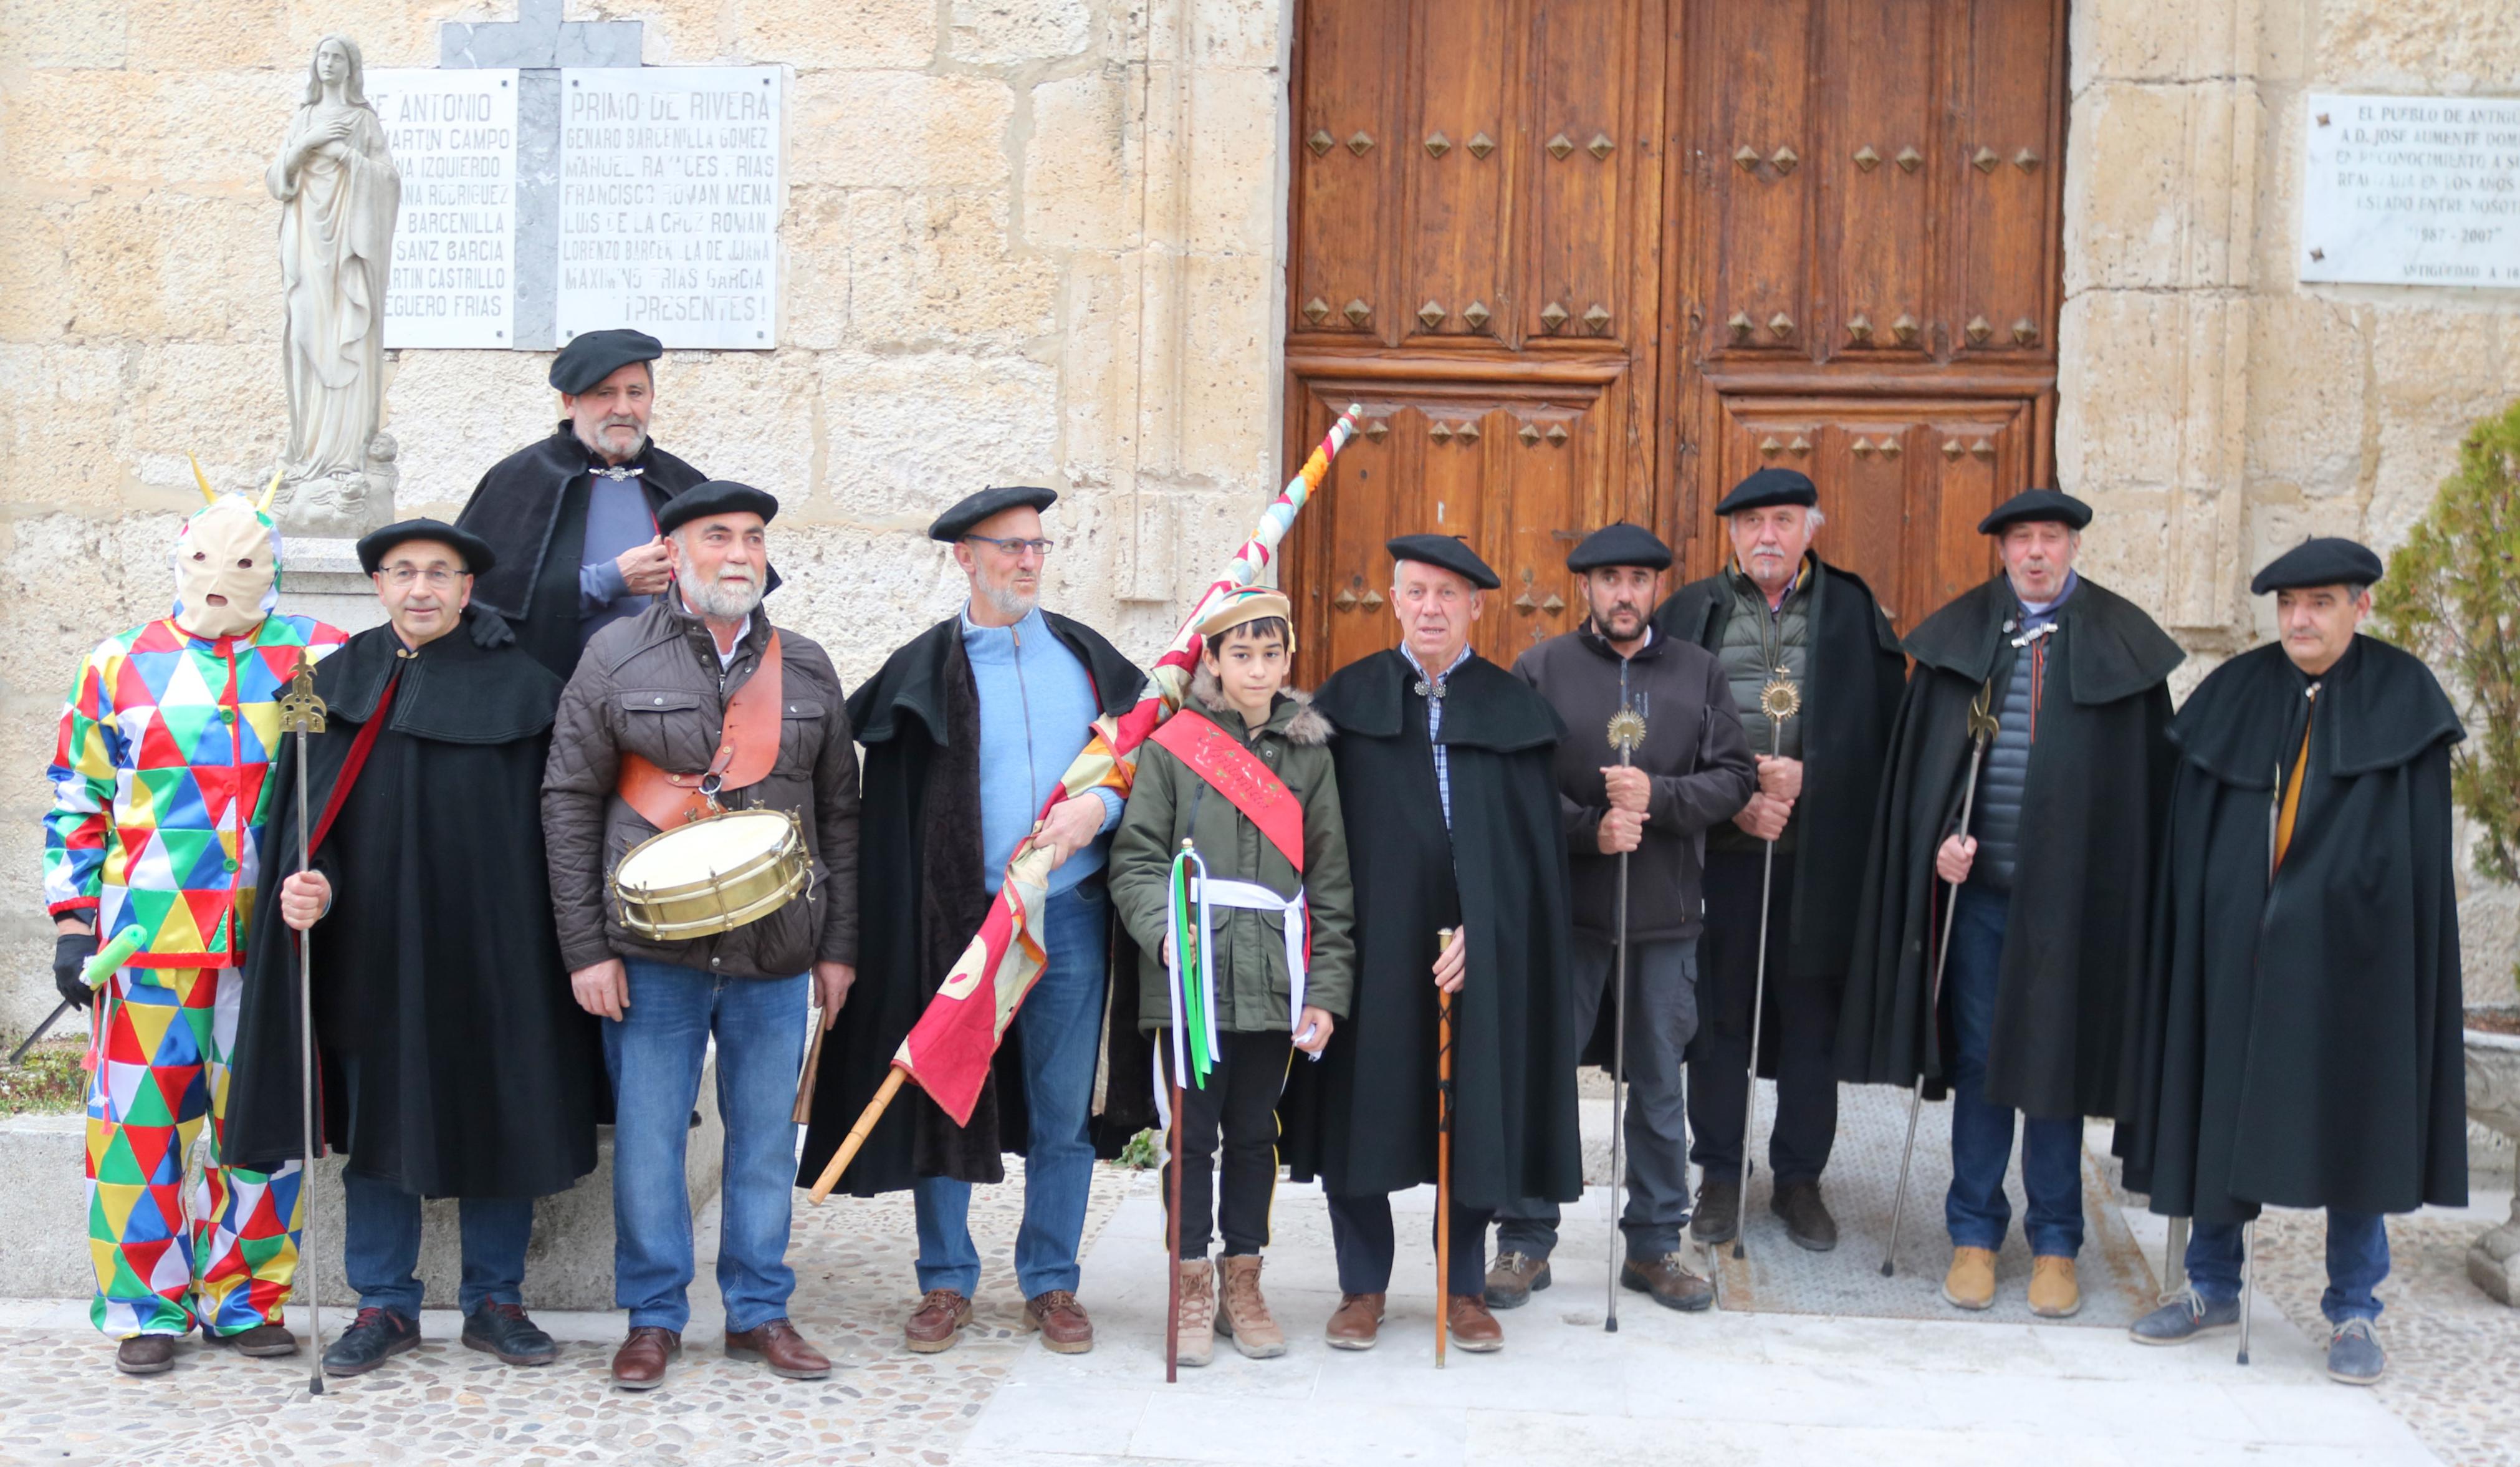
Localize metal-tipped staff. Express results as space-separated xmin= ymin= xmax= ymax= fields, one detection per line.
xmin=277 ymin=652 xmax=328 ymax=1394
xmin=7 ymin=999 xmax=74 ymax=1067
xmin=1879 ymin=683 xmax=2000 ymax=1277
xmin=1732 ymin=678 xmax=1803 ymax=1259
xmin=2163 ymin=1217 xmax=2188 ymax=1296
xmin=1435 ymin=928 xmax=1457 ymax=1369
xmin=1603 ymin=695 xmax=1647 ymax=1331
xmin=2238 ymin=1219 xmax=2256 ymax=1365
xmin=1162 ymin=837 xmax=1216 ymax=1384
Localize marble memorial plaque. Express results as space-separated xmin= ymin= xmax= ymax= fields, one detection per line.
xmin=556 ymin=66 xmax=782 ymax=350
xmin=368 ymin=69 xmax=519 ymax=349
xmin=2302 ymin=92 xmax=2520 ymax=286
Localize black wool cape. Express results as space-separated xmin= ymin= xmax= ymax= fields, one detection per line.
xmin=1836 ymin=573 xmax=2183 ymax=1120
xmin=453 ymin=423 xmax=707 ymax=681
xmin=1279 ymin=650 xmax=1584 ymax=1210
xmin=796 ymin=612 xmax=1156 ymax=1196
xmin=2114 ymin=637 xmax=2468 ymax=1224
xmin=1656 ymin=556 xmax=1907 ymax=987
xmin=226 ymin=615 xmax=603 ymax=1198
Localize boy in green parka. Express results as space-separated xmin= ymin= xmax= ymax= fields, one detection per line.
xmin=1111 ymin=589 xmax=1355 ymax=1366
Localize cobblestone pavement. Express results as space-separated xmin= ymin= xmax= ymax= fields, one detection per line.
xmin=0 ymin=1157 xmax=1126 ymax=1467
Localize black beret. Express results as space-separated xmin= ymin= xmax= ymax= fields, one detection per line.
xmin=356 ymin=518 xmax=496 ymax=577
xmin=657 ymin=480 xmax=779 ymax=535
xmin=1978 ymin=487 xmax=2093 ymax=536
xmin=549 ymin=329 xmax=664 ymax=395
xmin=2249 ymin=537 xmax=2384 ymax=595
xmin=1566 ymin=522 xmax=1673 ymax=573
xmin=1386 ymin=533 xmax=1500 ymax=590
xmin=929 ymin=485 xmax=1058 ymax=543
xmin=1715 ymin=468 xmax=1819 ymax=515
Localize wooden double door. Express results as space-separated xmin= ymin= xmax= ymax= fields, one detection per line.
xmin=1281 ymin=0 xmax=2067 ymax=679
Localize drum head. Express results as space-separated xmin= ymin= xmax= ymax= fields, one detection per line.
xmin=617 ymin=808 xmax=793 ymax=890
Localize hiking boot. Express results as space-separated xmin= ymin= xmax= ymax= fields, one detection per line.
xmin=115 ymin=1335 xmax=177 ymax=1375
xmin=1217 ymin=1254 xmax=1285 ymax=1359
xmin=207 ymin=1322 xmax=299 ymax=1357
xmin=1483 ymin=1250 xmax=1551 ymax=1310
xmin=1446 ymin=1293 xmax=1503 ymax=1353
xmin=1172 ymin=1261 xmax=1217 ymax=1367
xmin=724 ymin=1317 xmax=832 ymax=1379
xmin=1022 ymin=1290 xmax=1095 ymax=1354
xmin=322 ymin=1307 xmax=421 ymax=1378
xmin=1942 ymin=1246 xmax=1998 ymax=1311
xmin=904 ymin=1289 xmax=972 ymax=1354
xmin=611 ymin=1325 xmax=680 ymax=1390
xmin=1325 ymin=1292 xmax=1384 ymax=1350
xmin=2327 ymin=1319 xmax=2385 ymax=1385
xmin=2028 ymin=1256 xmax=2081 ymax=1319
xmin=1620 ymin=1252 xmax=1716 ymax=1312
xmin=462 ymin=1302 xmax=558 ymax=1367
xmin=1770 ymin=1180 xmax=1839 ymax=1253
xmin=1692 ymin=1173 xmax=1741 ymax=1246
xmin=2129 ymin=1287 xmax=2238 ymax=1345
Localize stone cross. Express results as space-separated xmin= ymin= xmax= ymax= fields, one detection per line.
xmin=436 ymin=0 xmax=646 ymax=349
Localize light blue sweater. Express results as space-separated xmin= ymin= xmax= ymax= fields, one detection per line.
xmin=962 ymin=605 xmax=1123 ymax=895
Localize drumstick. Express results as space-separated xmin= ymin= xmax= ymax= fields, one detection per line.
xmin=792 ymin=1017 xmax=828 ymax=1125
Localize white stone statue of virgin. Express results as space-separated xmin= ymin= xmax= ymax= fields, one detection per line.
xmin=265 ymin=34 xmax=399 ymax=531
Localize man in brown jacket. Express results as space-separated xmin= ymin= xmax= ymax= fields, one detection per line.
xmin=542 ymin=481 xmax=861 ymax=1390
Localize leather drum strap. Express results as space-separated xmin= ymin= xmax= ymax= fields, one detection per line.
xmin=617 ymin=630 xmax=785 ymax=830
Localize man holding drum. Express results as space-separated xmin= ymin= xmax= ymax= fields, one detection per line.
xmin=541 ymin=482 xmax=861 ymax=1390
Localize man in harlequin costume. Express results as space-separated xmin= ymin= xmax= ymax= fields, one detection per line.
xmin=42 ymin=471 xmax=347 ymax=1376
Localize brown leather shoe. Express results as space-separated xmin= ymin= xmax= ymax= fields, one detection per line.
xmin=1022 ymin=1290 xmax=1094 ymax=1355
xmin=1324 ymin=1291 xmax=1385 ymax=1350
xmin=1620 ymin=1252 xmax=1717 ymax=1312
xmin=905 ymin=1289 xmax=972 ymax=1354
xmin=1447 ymin=1293 xmax=1504 ymax=1353
xmin=611 ymin=1325 xmax=681 ymax=1390
xmin=207 ymin=1322 xmax=300 ymax=1357
xmin=115 ymin=1335 xmax=177 ymax=1375
xmin=726 ymin=1317 xmax=831 ymax=1379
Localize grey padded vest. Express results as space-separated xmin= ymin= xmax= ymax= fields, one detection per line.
xmin=1968 ymin=606 xmax=2061 ymax=892
xmin=1709 ymin=570 xmax=1808 ymax=853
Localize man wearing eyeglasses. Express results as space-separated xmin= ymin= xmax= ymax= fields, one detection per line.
xmin=225 ymin=519 xmax=601 ymax=1378
xmin=802 ymin=485 xmax=1148 ymax=1358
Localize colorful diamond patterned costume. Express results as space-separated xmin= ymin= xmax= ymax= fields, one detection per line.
xmin=44 ymin=493 xmax=345 ymax=1340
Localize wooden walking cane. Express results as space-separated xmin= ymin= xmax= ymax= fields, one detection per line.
xmin=1166 ymin=1070 xmax=1185 ymax=1383
xmin=1435 ymin=927 xmax=1457 ymax=1369
xmin=791 ymin=1021 xmax=827 ymax=1126
xmin=278 ymin=652 xmax=328 ymax=1395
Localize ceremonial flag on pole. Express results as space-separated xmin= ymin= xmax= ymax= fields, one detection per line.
xmin=890 ymin=405 xmax=1364 ymax=1126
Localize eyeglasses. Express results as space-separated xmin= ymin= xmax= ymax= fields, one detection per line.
xmin=962 ymin=534 xmax=1056 ymax=557
xmin=380 ymin=566 xmax=462 ymax=589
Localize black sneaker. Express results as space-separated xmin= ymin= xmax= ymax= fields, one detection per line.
xmin=1692 ymin=1173 xmax=1741 ymax=1246
xmin=462 ymin=1301 xmax=560 ymax=1366
xmin=1482 ymin=1251 xmax=1551 ymax=1309
xmin=322 ymin=1307 xmax=420 ymax=1378
xmin=1771 ymin=1180 xmax=1839 ymax=1253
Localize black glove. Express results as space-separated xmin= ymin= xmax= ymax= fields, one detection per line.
xmin=466 ymin=606 xmax=517 ymax=650
xmin=52 ymin=931 xmax=95 ymax=1009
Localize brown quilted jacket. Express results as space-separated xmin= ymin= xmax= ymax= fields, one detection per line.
xmin=541 ymin=598 xmax=860 ymax=978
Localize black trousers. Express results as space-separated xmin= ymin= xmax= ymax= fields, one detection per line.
xmin=1326 ymin=1191 xmax=1492 ymax=1297
xmin=1687 ymin=849 xmax=1839 ymax=1185
xmin=1160 ymin=1031 xmax=1292 ymax=1259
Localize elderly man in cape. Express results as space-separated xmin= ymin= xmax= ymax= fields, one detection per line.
xmin=2115 ymin=538 xmax=2468 ymax=1387
xmin=226 ymin=519 xmax=600 ymax=1378
xmin=455 ymin=329 xmax=709 ymax=680
xmin=1656 ymin=468 xmax=1905 ymax=1252
xmin=44 ymin=483 xmax=345 ymax=1375
xmin=1282 ymin=534 xmax=1581 ymax=1354
xmin=1839 ymin=488 xmax=2181 ymax=1319
xmin=801 ymin=486 xmax=1149 ymax=1359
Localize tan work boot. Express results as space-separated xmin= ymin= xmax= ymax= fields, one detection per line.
xmin=1942 ymin=1246 xmax=1998 ymax=1311
xmin=1217 ymin=1254 xmax=1285 ymax=1359
xmin=1171 ymin=1261 xmax=1217 ymax=1367
xmin=2028 ymin=1255 xmax=2082 ymax=1319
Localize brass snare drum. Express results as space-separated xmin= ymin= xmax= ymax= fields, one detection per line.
xmin=610 ymin=807 xmax=808 ymax=941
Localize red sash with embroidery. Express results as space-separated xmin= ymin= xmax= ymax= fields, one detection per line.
xmin=1146 ymin=708 xmax=1305 ymax=872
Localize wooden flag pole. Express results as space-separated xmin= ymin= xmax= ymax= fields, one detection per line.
xmin=807 ymin=1068 xmax=903 ymax=1203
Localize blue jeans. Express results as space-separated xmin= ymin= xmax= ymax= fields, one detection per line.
xmin=2189 ymin=1211 xmax=2388 ymax=1324
xmin=914 ymin=883 xmax=1108 ymax=1298
xmin=1945 ymin=884 xmax=2084 ymax=1258
xmin=340 ymin=1169 xmax=532 ymax=1319
xmin=605 ymin=960 xmax=809 ymax=1333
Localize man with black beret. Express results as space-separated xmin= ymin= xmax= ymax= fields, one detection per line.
xmin=1652 ymin=468 xmax=1906 ymax=1255
xmin=1484 ymin=523 xmax=1753 ymax=1314
xmin=1840 ymin=488 xmax=2182 ymax=1319
xmin=454 ymin=328 xmax=709 ymax=681
xmin=2115 ymin=538 xmax=2466 ymax=1387
xmin=1278 ymin=534 xmax=1582 ymax=1354
xmin=800 ymin=484 xmax=1147 ymax=1358
xmin=544 ymin=483 xmax=861 ymax=1387
xmin=226 ymin=519 xmax=601 ymax=1378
